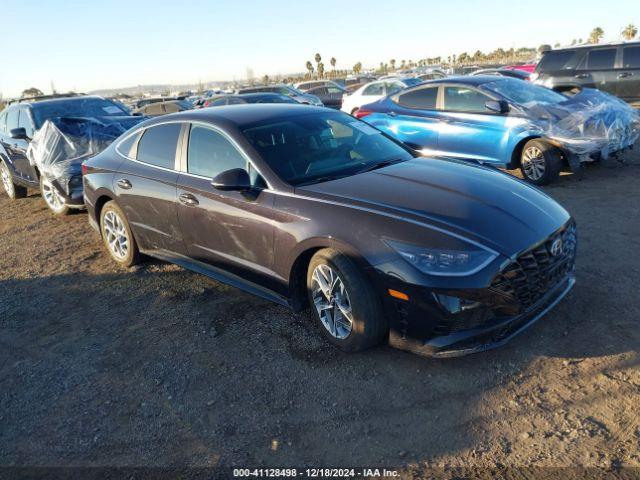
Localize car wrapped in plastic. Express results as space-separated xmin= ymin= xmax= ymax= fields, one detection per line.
xmin=26 ymin=115 xmax=146 ymax=213
xmin=357 ymin=77 xmax=640 ymax=185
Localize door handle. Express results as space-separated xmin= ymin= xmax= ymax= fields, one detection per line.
xmin=574 ymin=73 xmax=589 ymax=79
xmin=179 ymin=193 xmax=199 ymax=206
xmin=116 ymin=178 xmax=132 ymax=190
xmin=618 ymin=72 xmax=633 ymax=78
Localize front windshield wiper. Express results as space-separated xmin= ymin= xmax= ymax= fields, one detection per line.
xmin=356 ymin=157 xmax=406 ymax=175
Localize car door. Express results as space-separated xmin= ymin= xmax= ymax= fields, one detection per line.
xmin=436 ymin=85 xmax=509 ymax=164
xmin=576 ymin=47 xmax=618 ymax=95
xmin=617 ymin=44 xmax=640 ymax=106
xmin=16 ymin=108 xmax=39 ymax=181
xmin=176 ymin=123 xmax=279 ymax=291
xmin=367 ymin=85 xmax=441 ymax=152
xmin=360 ymin=82 xmax=386 ymax=105
xmin=114 ymin=122 xmax=186 ymax=254
xmin=1 ymin=108 xmax=34 ymax=183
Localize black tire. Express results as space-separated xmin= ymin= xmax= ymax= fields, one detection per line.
xmin=39 ymin=175 xmax=70 ymax=215
xmin=0 ymin=160 xmax=27 ymax=199
xmin=99 ymin=200 xmax=141 ymax=267
xmin=306 ymin=248 xmax=386 ymax=352
xmin=519 ymin=139 xmax=562 ymax=186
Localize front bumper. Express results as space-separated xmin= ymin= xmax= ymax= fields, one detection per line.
xmin=388 ymin=274 xmax=575 ymax=357
xmin=50 ymin=178 xmax=85 ymax=208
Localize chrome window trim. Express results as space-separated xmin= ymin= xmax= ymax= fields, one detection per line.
xmin=115 ymin=119 xmax=275 ymax=190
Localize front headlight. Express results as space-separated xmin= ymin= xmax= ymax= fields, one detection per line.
xmin=385 ymin=239 xmax=498 ymax=277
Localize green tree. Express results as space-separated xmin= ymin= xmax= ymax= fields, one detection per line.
xmin=22 ymin=87 xmax=44 ymax=98
xmin=353 ymin=62 xmax=362 ymax=75
xmin=622 ymin=24 xmax=638 ymax=40
xmin=389 ymin=59 xmax=396 ymax=71
xmin=589 ymin=27 xmax=604 ymax=44
xmin=317 ymin=62 xmax=325 ymax=79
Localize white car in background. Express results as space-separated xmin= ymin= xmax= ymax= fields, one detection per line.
xmin=341 ymin=77 xmax=423 ymax=116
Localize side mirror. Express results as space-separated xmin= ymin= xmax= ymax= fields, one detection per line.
xmin=485 ymin=100 xmax=509 ymax=114
xmin=10 ymin=128 xmax=28 ymax=140
xmin=211 ymin=168 xmax=251 ymax=191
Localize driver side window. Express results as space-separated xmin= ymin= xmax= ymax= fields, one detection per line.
xmin=187 ymin=125 xmax=249 ymax=180
xmin=443 ymin=86 xmax=491 ymax=113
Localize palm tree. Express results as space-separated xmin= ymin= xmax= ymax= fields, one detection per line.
xmin=353 ymin=62 xmax=362 ymax=75
xmin=262 ymin=74 xmax=270 ymax=85
xmin=389 ymin=59 xmax=396 ymax=71
xmin=622 ymin=24 xmax=638 ymax=40
xmin=314 ymin=53 xmax=322 ymax=77
xmin=318 ymin=62 xmax=325 ymax=79
xmin=305 ymin=61 xmax=314 ymax=79
xmin=589 ymin=27 xmax=604 ymax=44
xmin=330 ymin=57 xmax=337 ymax=75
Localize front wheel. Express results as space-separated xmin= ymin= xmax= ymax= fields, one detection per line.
xmin=99 ymin=200 xmax=141 ymax=267
xmin=519 ymin=139 xmax=562 ymax=186
xmin=40 ymin=176 xmax=70 ymax=215
xmin=306 ymin=248 xmax=386 ymax=352
xmin=1 ymin=160 xmax=27 ymax=200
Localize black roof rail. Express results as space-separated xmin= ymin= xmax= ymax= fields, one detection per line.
xmin=7 ymin=92 xmax=87 ymax=106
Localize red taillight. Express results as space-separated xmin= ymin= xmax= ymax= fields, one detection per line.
xmin=355 ymin=108 xmax=373 ymax=119
xmin=81 ymin=163 xmax=88 ymax=175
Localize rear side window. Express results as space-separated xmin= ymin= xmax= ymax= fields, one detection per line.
xmin=395 ymin=87 xmax=439 ymax=109
xmin=136 ymin=123 xmax=182 ymax=169
xmin=363 ymin=83 xmax=384 ymax=95
xmin=145 ymin=103 xmax=164 ymax=115
xmin=537 ymin=50 xmax=576 ymax=71
xmin=585 ymin=49 xmax=616 ymax=69
xmin=187 ymin=125 xmax=246 ymax=178
xmin=118 ymin=132 xmax=140 ymax=157
xmin=622 ymin=46 xmax=640 ymax=68
xmin=443 ymin=86 xmax=490 ymax=113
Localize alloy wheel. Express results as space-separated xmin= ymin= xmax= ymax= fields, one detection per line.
xmin=311 ymin=264 xmax=353 ymax=339
xmin=41 ymin=178 xmax=66 ymax=213
xmin=521 ymin=146 xmax=546 ymax=181
xmin=1 ymin=163 xmax=14 ymax=197
xmin=103 ymin=210 xmax=129 ymax=260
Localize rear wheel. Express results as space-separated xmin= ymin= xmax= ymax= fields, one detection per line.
xmin=1 ymin=160 xmax=27 ymax=199
xmin=306 ymin=248 xmax=386 ymax=352
xmin=100 ymin=201 xmax=141 ymax=267
xmin=520 ymin=139 xmax=562 ymax=186
xmin=40 ymin=176 xmax=70 ymax=215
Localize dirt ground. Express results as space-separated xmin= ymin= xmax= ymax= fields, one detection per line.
xmin=1 ymin=151 xmax=639 ymax=474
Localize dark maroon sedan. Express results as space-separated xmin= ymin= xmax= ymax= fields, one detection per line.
xmin=82 ymin=105 xmax=576 ymax=357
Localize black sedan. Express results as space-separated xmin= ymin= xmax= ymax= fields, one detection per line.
xmin=82 ymin=105 xmax=577 ymax=357
xmin=304 ymin=85 xmax=347 ymax=109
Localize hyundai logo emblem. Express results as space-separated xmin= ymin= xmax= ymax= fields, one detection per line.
xmin=550 ymin=238 xmax=563 ymax=257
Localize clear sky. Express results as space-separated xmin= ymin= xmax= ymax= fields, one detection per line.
xmin=1 ymin=0 xmax=637 ymax=97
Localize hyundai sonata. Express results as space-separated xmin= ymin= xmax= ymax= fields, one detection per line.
xmin=83 ymin=105 xmax=577 ymax=357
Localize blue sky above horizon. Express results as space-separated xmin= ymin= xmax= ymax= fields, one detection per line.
xmin=1 ymin=0 xmax=637 ymax=97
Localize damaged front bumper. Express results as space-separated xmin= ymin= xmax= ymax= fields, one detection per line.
xmin=389 ymin=275 xmax=575 ymax=358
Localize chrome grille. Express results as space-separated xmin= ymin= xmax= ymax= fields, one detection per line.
xmin=491 ymin=221 xmax=577 ymax=309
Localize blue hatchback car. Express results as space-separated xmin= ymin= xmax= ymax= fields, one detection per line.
xmin=358 ymin=76 xmax=640 ymax=185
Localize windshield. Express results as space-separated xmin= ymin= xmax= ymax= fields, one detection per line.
xmin=242 ymin=111 xmax=413 ymax=187
xmin=483 ymin=78 xmax=566 ymax=106
xmin=32 ymin=97 xmax=129 ymax=128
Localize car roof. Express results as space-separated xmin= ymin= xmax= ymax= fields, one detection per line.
xmin=418 ymin=75 xmax=503 ymax=86
xmin=142 ymin=104 xmax=328 ymax=129
xmin=549 ymin=40 xmax=640 ymax=52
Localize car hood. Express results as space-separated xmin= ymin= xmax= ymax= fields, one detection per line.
xmin=519 ymin=88 xmax=640 ymax=155
xmin=298 ymin=158 xmax=570 ymax=257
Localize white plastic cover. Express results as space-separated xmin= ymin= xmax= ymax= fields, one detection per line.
xmin=521 ymin=88 xmax=640 ymax=159
xmin=27 ymin=116 xmax=144 ymax=193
